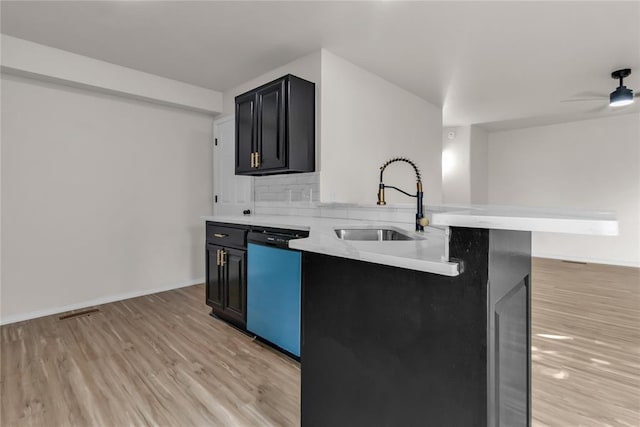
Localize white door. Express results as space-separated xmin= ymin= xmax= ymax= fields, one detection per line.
xmin=213 ymin=116 xmax=253 ymax=215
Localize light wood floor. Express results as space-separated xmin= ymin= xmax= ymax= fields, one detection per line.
xmin=531 ymin=258 xmax=640 ymax=427
xmin=1 ymin=285 xmax=300 ymax=426
xmin=1 ymin=258 xmax=638 ymax=426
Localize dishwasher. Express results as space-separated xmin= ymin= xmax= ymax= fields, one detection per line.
xmin=247 ymin=227 xmax=309 ymax=358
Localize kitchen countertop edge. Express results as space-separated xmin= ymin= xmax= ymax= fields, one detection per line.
xmin=202 ymin=215 xmax=460 ymax=276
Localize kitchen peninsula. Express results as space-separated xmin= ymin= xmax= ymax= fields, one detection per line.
xmin=203 ymin=205 xmax=617 ymax=427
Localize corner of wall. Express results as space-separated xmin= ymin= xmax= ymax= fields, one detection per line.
xmin=442 ymin=126 xmax=471 ymax=204
xmin=1 ymin=35 xmax=223 ymax=115
xmin=222 ymin=48 xmax=443 ymax=206
xmin=222 ymin=50 xmax=323 ymax=204
xmin=469 ymin=125 xmax=489 ymax=204
xmin=221 ymin=49 xmax=322 ymax=116
xmin=319 ymin=52 xmax=443 ymax=204
xmin=485 ymin=113 xmax=640 ymax=266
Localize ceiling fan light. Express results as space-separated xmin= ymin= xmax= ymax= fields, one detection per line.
xmin=609 ymin=86 xmax=634 ymax=107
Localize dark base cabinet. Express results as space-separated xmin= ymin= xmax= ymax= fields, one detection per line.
xmin=205 ymin=222 xmax=249 ymax=329
xmin=301 ymin=228 xmax=531 ymax=427
xmin=206 ymin=245 xmax=247 ymax=328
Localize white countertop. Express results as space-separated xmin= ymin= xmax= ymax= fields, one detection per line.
xmin=429 ymin=204 xmax=618 ymax=235
xmin=203 ymin=214 xmax=459 ymax=276
xmin=203 ymin=204 xmax=618 ymax=277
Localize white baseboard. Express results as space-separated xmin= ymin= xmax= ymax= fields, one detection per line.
xmin=0 ymin=278 xmax=205 ymax=326
xmin=533 ymin=252 xmax=640 ymax=268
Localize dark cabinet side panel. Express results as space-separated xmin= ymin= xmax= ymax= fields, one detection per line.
xmin=494 ymin=279 xmax=528 ymax=427
xmin=487 ymin=229 xmax=532 ymax=427
xmin=287 ymin=76 xmax=315 ymax=172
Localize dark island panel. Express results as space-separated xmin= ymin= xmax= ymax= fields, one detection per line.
xmin=301 ymin=227 xmax=531 ymax=427
xmin=487 ymin=229 xmax=531 ymax=427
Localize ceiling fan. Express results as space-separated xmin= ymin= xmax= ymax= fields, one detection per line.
xmin=562 ymin=68 xmax=638 ymax=108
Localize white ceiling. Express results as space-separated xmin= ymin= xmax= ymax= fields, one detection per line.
xmin=2 ymin=1 xmax=639 ymax=130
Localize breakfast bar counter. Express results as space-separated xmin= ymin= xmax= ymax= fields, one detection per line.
xmin=203 ymin=204 xmax=617 ymax=427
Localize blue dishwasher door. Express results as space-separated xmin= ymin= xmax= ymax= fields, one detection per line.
xmin=247 ymin=243 xmax=302 ymax=357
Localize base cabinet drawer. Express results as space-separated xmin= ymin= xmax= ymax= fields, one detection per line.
xmin=206 ymin=223 xmax=247 ymax=248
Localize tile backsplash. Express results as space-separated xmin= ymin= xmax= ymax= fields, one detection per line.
xmin=252 ymin=201 xmax=444 ymax=227
xmin=252 ymin=172 xmax=446 ymax=227
xmin=254 ymin=172 xmax=320 ymax=203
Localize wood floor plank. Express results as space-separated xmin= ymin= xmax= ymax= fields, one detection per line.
xmin=1 ymin=258 xmax=638 ymax=426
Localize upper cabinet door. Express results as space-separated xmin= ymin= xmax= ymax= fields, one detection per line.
xmin=235 ymin=92 xmax=256 ymax=174
xmin=256 ymin=80 xmax=286 ymax=171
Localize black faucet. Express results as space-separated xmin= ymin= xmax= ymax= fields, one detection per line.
xmin=376 ymin=157 xmax=428 ymax=231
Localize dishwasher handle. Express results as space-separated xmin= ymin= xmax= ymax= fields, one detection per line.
xmin=248 ymin=235 xmax=285 ymax=248
xmin=248 ymin=231 xmax=296 ymax=249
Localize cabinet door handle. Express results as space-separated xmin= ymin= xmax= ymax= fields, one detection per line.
xmin=251 ymin=152 xmax=255 ymax=168
xmin=221 ymin=250 xmax=226 ymax=267
xmin=216 ymin=249 xmax=221 ymax=266
xmin=213 ymin=233 xmax=227 ymax=238
xmin=255 ymin=152 xmax=260 ymax=168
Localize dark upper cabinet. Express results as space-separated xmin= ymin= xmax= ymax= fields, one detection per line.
xmin=235 ymin=74 xmax=315 ymax=175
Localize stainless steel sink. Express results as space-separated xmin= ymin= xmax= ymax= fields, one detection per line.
xmin=334 ymin=228 xmax=415 ymax=241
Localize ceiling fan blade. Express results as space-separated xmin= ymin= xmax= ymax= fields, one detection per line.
xmin=560 ymin=97 xmax=605 ymax=103
xmin=561 ymin=90 xmax=608 ymax=103
xmin=586 ymin=104 xmax=611 ymax=113
xmin=571 ymin=91 xmax=608 ymax=98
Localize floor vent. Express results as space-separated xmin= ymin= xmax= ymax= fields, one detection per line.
xmin=59 ymin=308 xmax=100 ymax=320
xmin=562 ymin=260 xmax=587 ymax=265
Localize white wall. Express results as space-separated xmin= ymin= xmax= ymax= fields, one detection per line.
xmin=222 ymin=50 xmax=321 ymax=118
xmin=1 ymin=74 xmax=213 ymax=323
xmin=2 ymin=35 xmax=223 ymax=115
xmin=442 ymin=126 xmax=471 ymax=203
xmin=469 ymin=126 xmax=488 ymax=204
xmin=442 ymin=125 xmax=488 ymax=204
xmin=223 ymin=49 xmax=442 ymax=206
xmin=488 ymin=113 xmax=640 ymax=267
xmin=222 ymin=50 xmax=322 ymax=206
xmin=320 ymin=50 xmax=442 ymax=205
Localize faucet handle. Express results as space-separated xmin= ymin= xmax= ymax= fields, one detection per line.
xmin=417 ymin=217 xmax=429 ymax=227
